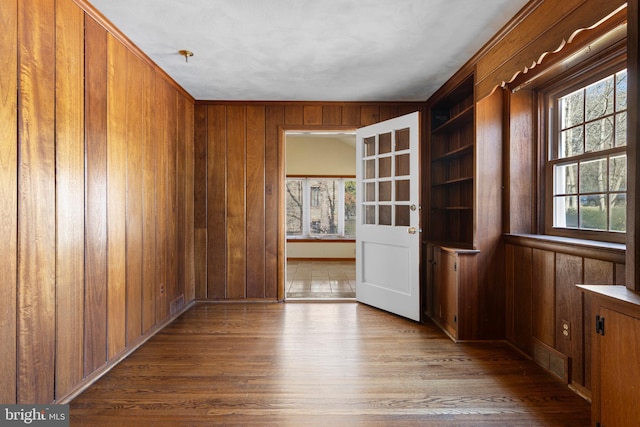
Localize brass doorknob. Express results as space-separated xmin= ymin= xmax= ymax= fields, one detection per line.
xmin=408 ymin=227 xmax=417 ymax=234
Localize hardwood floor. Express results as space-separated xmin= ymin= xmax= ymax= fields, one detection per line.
xmin=70 ymin=303 xmax=590 ymax=426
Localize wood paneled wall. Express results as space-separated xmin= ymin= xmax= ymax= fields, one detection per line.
xmin=0 ymin=0 xmax=195 ymax=404
xmin=505 ymin=236 xmax=625 ymax=397
xmin=193 ymin=103 xmax=424 ymax=300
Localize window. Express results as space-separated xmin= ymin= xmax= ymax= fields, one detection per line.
xmin=544 ymin=62 xmax=627 ymax=242
xmin=286 ymin=178 xmax=356 ymax=238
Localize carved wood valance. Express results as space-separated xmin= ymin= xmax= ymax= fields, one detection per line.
xmin=475 ymin=0 xmax=627 ymax=100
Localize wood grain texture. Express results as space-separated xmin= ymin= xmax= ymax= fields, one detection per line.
xmin=177 ymin=94 xmax=187 ymax=305
xmin=184 ymin=100 xmax=196 ymax=303
xmin=155 ymin=80 xmax=169 ymax=321
xmin=322 ymin=105 xmax=342 ymax=125
xmin=246 ymin=106 xmax=266 ymax=298
xmin=284 ymin=105 xmax=303 ymax=125
xmin=265 ymin=106 xmax=284 ymax=299
xmin=106 ymin=34 xmax=128 ymax=359
xmin=194 ymin=105 xmax=208 ymax=229
xmin=55 ymin=0 xmax=85 ymax=399
xmin=226 ymin=106 xmax=247 ymax=299
xmin=512 ymin=245 xmax=533 ymax=354
xmin=70 ymin=303 xmax=591 ymax=426
xmin=18 ymin=0 xmax=56 ymax=403
xmin=555 ymin=253 xmax=584 ymax=386
xmin=531 ymin=249 xmax=555 ymax=347
xmin=84 ymin=15 xmax=108 ymax=375
xmin=125 ymin=50 xmax=144 ymax=345
xmin=0 ymin=0 xmax=18 ymax=405
xmin=303 ymin=105 xmax=322 ymax=125
xmin=360 ymin=105 xmax=380 ymax=125
xmin=141 ymin=63 xmax=157 ymax=333
xmin=207 ymin=105 xmax=227 ymax=298
xmin=165 ymin=85 xmax=179 ymax=307
xmin=194 ymin=229 xmax=207 ymax=299
xmin=506 ymin=90 xmax=534 ymax=234
xmin=341 ymin=105 xmax=361 ymax=126
xmin=628 ymin=0 xmax=640 ymax=290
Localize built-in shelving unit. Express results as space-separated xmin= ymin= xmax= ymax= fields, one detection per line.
xmin=428 ymin=74 xmax=475 ymax=248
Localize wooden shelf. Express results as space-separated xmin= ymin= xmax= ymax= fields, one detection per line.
xmin=432 ymin=176 xmax=473 ymax=186
xmin=431 ymin=105 xmax=474 ymax=134
xmin=431 ymin=143 xmax=474 ymax=162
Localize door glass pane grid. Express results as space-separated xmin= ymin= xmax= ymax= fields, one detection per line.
xmin=362 ymin=128 xmax=414 ymax=227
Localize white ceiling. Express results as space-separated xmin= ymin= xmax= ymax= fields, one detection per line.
xmin=89 ymin=0 xmax=530 ymax=102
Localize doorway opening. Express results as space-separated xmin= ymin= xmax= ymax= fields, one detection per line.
xmin=284 ymin=130 xmax=357 ymax=300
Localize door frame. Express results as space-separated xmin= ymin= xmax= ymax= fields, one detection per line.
xmin=277 ymin=125 xmax=358 ymax=300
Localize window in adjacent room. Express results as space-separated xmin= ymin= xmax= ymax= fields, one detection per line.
xmin=286 ymin=178 xmax=356 ymax=239
xmin=543 ymin=59 xmax=627 ymax=243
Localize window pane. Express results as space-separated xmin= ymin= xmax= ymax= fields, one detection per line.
xmin=379 ymin=181 xmax=391 ymax=201
xmin=379 ymin=205 xmax=391 ymax=225
xmin=365 ymin=182 xmax=375 ymax=202
xmin=554 ymin=163 xmax=578 ymax=195
xmin=615 ymin=112 xmax=627 ymax=147
xmin=560 ymin=126 xmax=583 ymax=158
xmin=395 ymin=128 xmax=410 ymax=151
xmin=560 ymin=89 xmax=584 ymax=129
xmin=396 ymin=179 xmax=410 ymax=202
xmin=616 ymin=69 xmax=627 ymax=112
xmin=286 ymin=180 xmax=303 ymax=235
xmin=365 ymin=159 xmax=375 ymax=179
xmin=580 ymin=194 xmax=607 ymax=230
xmin=365 ymin=205 xmax=375 ymax=225
xmin=364 ymin=136 xmax=375 ymax=156
xmin=395 ymin=205 xmax=410 ymax=227
xmin=395 ymin=154 xmax=410 ymax=176
xmin=580 ymin=158 xmax=607 ymax=193
xmin=585 ymin=75 xmax=614 ymax=121
xmin=554 ymin=196 xmax=578 ymax=228
xmin=309 ymin=179 xmax=338 ymax=235
xmin=585 ymin=117 xmax=614 ymax=152
xmin=379 ymin=157 xmax=391 ymax=178
xmin=379 ymin=133 xmax=392 ymax=154
xmin=609 ymin=155 xmax=627 ymax=192
xmin=344 ymin=180 xmax=356 ymax=237
xmin=609 ymin=193 xmax=626 ymax=232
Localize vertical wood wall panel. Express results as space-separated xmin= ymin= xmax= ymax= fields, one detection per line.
xmin=531 ymin=249 xmax=555 ymax=347
xmin=155 ymin=81 xmax=169 ymax=320
xmin=183 ymin=98 xmax=196 ymax=302
xmin=303 ymin=105 xmax=322 ymax=125
xmin=194 ymin=105 xmax=208 ymax=299
xmin=141 ymin=64 xmax=157 ymax=332
xmin=555 ymin=253 xmax=584 ymax=386
xmin=17 ymin=0 xmax=56 ymax=403
xmin=83 ymin=15 xmax=108 ymax=375
xmin=265 ymin=106 xmax=284 ymax=299
xmin=55 ymin=0 xmax=85 ymax=399
xmin=322 ymin=105 xmax=342 ymax=125
xmin=341 ymin=105 xmax=361 ymax=126
xmin=106 ymin=35 xmax=128 ymax=359
xmin=0 ymin=0 xmax=18 ymax=405
xmin=207 ymin=106 xmax=227 ymax=298
xmin=176 ymin=94 xmax=187 ymax=305
xmin=246 ymin=106 xmax=266 ymax=298
xmin=226 ymin=106 xmax=247 ymax=299
xmin=125 ymin=51 xmax=144 ymax=345
xmin=166 ymin=85 xmax=179 ymax=306
xmin=513 ymin=246 xmax=533 ymax=354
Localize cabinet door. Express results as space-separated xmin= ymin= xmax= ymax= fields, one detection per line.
xmin=598 ymin=307 xmax=640 ymax=427
xmin=440 ymin=250 xmax=458 ymax=336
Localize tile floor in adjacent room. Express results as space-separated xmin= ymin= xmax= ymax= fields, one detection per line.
xmin=285 ymin=260 xmax=356 ymax=299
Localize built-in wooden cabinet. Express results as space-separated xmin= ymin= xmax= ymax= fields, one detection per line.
xmin=428 ymin=244 xmax=478 ymax=340
xmin=424 ymin=72 xmax=504 ymax=340
xmin=579 ymin=285 xmax=640 ymax=427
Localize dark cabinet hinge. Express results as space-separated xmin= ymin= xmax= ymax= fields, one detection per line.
xmin=595 ymin=315 xmax=605 ymax=336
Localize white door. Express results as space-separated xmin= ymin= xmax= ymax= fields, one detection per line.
xmin=356 ymin=112 xmax=421 ymax=321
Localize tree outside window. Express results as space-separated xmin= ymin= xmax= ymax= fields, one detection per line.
xmin=286 ymin=178 xmax=355 ymax=238
xmin=550 ymin=69 xmax=627 ymax=235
